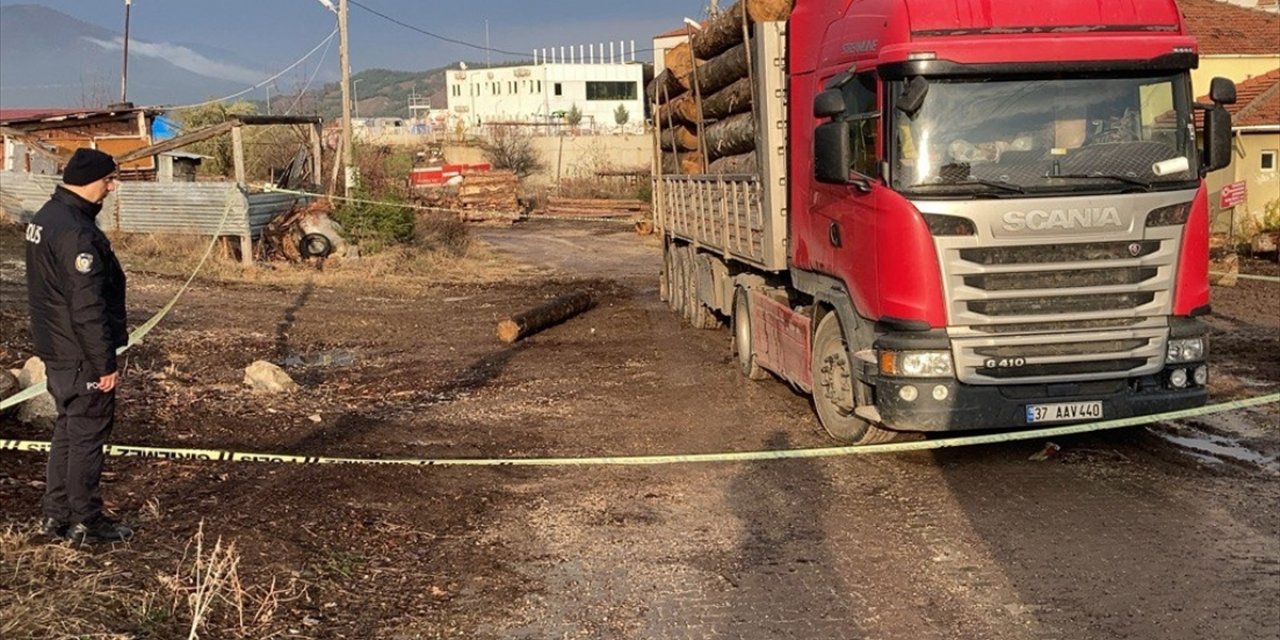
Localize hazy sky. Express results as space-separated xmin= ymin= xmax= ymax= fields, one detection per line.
xmin=4 ymin=0 xmax=711 ymax=73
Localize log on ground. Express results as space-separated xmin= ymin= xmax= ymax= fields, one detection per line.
xmin=660 ymin=124 xmax=700 ymax=152
xmin=704 ymin=112 xmax=757 ymax=160
xmin=496 ymin=291 xmax=596 ymax=343
xmin=707 ymin=152 xmax=758 ymax=174
xmin=692 ymin=0 xmax=795 ymax=60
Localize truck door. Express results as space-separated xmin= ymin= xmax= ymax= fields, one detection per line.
xmin=811 ymin=71 xmax=880 ymax=312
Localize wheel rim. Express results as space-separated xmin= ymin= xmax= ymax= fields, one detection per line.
xmin=817 ymin=348 xmax=856 ymax=416
xmin=812 ymin=313 xmax=871 ymax=442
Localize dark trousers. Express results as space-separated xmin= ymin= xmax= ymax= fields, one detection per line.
xmin=43 ymin=361 xmax=116 ymax=525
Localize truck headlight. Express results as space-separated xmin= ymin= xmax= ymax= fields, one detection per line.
xmin=880 ymin=350 xmax=954 ymax=378
xmin=1166 ymin=338 xmax=1205 ymax=363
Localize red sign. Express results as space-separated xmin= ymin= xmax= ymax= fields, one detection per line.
xmin=1220 ymin=181 xmax=1247 ymax=208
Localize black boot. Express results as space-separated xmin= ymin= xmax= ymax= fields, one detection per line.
xmin=68 ymin=517 xmax=133 ymax=543
xmin=40 ymin=517 xmax=69 ymax=539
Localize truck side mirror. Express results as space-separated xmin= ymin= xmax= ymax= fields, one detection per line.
xmin=1202 ymin=104 xmax=1233 ymax=174
xmin=896 ymin=76 xmax=928 ymax=117
xmin=814 ymin=89 xmax=845 ymax=118
xmin=1210 ymin=77 xmax=1236 ymax=105
xmin=815 ymin=120 xmax=852 ymax=184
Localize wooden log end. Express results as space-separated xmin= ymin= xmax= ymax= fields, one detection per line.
xmin=496 ymin=319 xmax=522 ymax=343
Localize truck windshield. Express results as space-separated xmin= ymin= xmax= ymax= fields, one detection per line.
xmin=891 ymin=75 xmax=1195 ymax=196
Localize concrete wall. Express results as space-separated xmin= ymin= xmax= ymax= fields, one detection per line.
xmin=1206 ymin=131 xmax=1280 ymax=234
xmin=1193 ymin=56 xmax=1280 ymax=95
xmin=442 ymin=133 xmax=653 ymax=186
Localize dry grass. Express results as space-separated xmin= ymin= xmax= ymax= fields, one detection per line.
xmin=0 ymin=521 xmax=304 ymax=640
xmin=109 ymin=225 xmax=530 ymax=294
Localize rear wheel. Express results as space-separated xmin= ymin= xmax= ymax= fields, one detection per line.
xmin=659 ymin=240 xmax=671 ymax=303
xmin=681 ymin=246 xmax=720 ymax=329
xmin=811 ymin=311 xmax=906 ymax=444
xmin=732 ymin=288 xmax=767 ymax=380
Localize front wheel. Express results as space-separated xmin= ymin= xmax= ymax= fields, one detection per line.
xmin=732 ymin=288 xmax=767 ymax=380
xmin=811 ymin=311 xmax=905 ymax=444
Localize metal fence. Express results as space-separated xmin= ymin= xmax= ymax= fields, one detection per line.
xmin=0 ymin=172 xmax=306 ymax=239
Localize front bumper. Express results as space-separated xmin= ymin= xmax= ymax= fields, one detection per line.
xmin=875 ymin=368 xmax=1207 ymax=432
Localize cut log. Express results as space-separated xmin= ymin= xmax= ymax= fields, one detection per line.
xmin=660 ymin=124 xmax=700 ymax=152
xmin=692 ymin=0 xmax=795 ymax=60
xmin=664 ymin=42 xmax=700 ymax=80
xmin=497 ymin=291 xmax=595 ymax=343
xmin=680 ymin=42 xmax=749 ymax=97
xmin=704 ymin=112 xmax=757 ymax=160
xmin=708 ymin=152 xmax=758 ymax=174
xmin=702 ymin=77 xmax=754 ymax=120
xmin=661 ymin=152 xmax=705 ymax=175
xmin=657 ymin=93 xmax=700 ymax=126
xmin=646 ymin=69 xmax=686 ymax=104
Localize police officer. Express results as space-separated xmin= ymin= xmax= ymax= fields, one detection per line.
xmin=25 ymin=148 xmax=132 ymax=544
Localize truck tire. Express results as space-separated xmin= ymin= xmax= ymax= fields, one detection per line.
xmin=670 ymin=245 xmax=688 ymax=316
xmin=682 ymin=247 xmax=720 ymax=330
xmin=659 ymin=240 xmax=672 ymax=303
xmin=732 ymin=288 xmax=768 ymax=380
xmin=811 ymin=312 xmax=904 ymax=444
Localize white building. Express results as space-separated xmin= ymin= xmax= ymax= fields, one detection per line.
xmin=652 ymin=23 xmax=700 ymax=76
xmin=445 ymin=43 xmax=644 ymax=133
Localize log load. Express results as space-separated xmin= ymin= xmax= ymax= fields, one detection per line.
xmin=681 ymin=42 xmax=749 ymax=97
xmin=660 ymin=124 xmax=700 ymax=152
xmin=497 ymin=291 xmax=595 ymax=343
xmin=663 ymin=42 xmax=699 ymax=80
xmin=657 ymin=93 xmax=700 ymax=126
xmin=662 ymin=152 xmax=705 ymax=175
xmin=701 ymin=77 xmax=754 ymax=120
xmin=646 ymin=69 xmax=686 ymax=104
xmin=703 ymin=112 xmax=757 ymax=160
xmin=693 ymin=0 xmax=795 ymax=60
xmin=707 ymin=152 xmax=758 ymax=175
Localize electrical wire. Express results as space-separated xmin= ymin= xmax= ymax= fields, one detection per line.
xmin=348 ymin=0 xmax=538 ymax=58
xmin=284 ymin=25 xmax=337 ymax=115
xmin=163 ymin=24 xmax=339 ymax=111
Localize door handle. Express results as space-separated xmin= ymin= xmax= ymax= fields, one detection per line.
xmin=828 ymin=222 xmax=842 ymax=248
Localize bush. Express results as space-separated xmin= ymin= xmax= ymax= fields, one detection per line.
xmin=414 ymin=211 xmax=470 ymax=257
xmin=331 ymin=189 xmax=415 ymax=254
xmin=480 ymin=126 xmax=544 ymax=178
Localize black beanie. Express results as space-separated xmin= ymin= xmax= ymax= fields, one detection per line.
xmin=63 ymin=148 xmax=118 ymax=186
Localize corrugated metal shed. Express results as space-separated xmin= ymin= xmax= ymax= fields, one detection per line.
xmin=0 ymin=171 xmax=309 ymax=238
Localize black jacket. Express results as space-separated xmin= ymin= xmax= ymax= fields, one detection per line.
xmin=25 ymin=186 xmax=127 ymax=377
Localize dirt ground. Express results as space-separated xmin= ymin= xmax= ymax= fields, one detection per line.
xmin=1 ymin=219 xmax=1278 ymax=639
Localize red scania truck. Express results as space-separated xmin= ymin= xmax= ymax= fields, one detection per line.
xmin=654 ymin=0 xmax=1237 ymax=443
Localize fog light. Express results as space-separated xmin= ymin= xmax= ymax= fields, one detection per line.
xmin=932 ymin=385 xmax=949 ymax=400
xmin=1169 ymin=368 xmax=1188 ymax=388
xmin=1193 ymin=365 xmax=1208 ymax=386
xmin=899 ymin=385 xmax=919 ymax=402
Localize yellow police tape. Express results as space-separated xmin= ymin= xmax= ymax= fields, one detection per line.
xmin=1 ymin=193 xmax=239 ymax=412
xmin=1210 ymin=271 xmax=1280 ymax=283
xmin=3 ymin=393 xmax=1277 ymax=467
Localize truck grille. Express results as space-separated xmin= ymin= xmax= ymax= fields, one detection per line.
xmin=939 ymin=228 xmax=1182 ymax=385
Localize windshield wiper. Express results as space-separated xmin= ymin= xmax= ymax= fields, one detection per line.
xmin=910 ymin=178 xmax=1026 ymax=194
xmin=1049 ymin=173 xmax=1153 ymax=190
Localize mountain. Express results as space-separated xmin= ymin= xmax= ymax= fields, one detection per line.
xmin=277 ymin=66 xmax=464 ymax=120
xmin=0 ymin=4 xmax=263 ymax=108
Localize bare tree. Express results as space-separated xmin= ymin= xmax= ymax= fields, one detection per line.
xmin=480 ymin=124 xmax=543 ymax=178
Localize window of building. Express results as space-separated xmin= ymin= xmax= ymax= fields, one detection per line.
xmin=538 ymin=81 xmax=543 ymax=93
xmin=1262 ymin=150 xmax=1277 ymax=172
xmin=586 ymin=81 xmax=637 ymax=101
xmin=554 ymin=82 xmax=563 ymax=96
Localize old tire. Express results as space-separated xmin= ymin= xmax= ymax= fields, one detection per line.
xmin=299 ymin=233 xmax=332 ymax=259
xmin=732 ymin=288 xmax=768 ymax=380
xmin=811 ymin=312 xmax=905 ymax=444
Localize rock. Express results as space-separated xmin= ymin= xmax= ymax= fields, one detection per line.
xmin=0 ymin=368 xmax=20 ymax=417
xmin=16 ymin=356 xmax=57 ymax=423
xmin=243 ymin=360 xmax=298 ymax=393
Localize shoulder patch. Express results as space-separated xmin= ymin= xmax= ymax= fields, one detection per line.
xmin=75 ymin=252 xmax=94 ymax=274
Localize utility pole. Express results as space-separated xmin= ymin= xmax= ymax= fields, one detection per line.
xmin=120 ymin=0 xmax=132 ymax=104
xmin=339 ymin=0 xmax=355 ymax=198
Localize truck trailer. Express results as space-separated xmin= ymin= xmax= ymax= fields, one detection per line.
xmin=651 ymin=0 xmax=1237 ymax=443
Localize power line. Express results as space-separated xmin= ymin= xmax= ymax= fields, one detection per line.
xmin=163 ymin=24 xmax=339 ymax=111
xmin=347 ymin=0 xmax=529 ymax=57
xmin=285 ymin=23 xmax=338 ymax=115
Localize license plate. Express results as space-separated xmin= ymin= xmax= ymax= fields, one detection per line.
xmin=1026 ymin=401 xmax=1103 ymax=424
